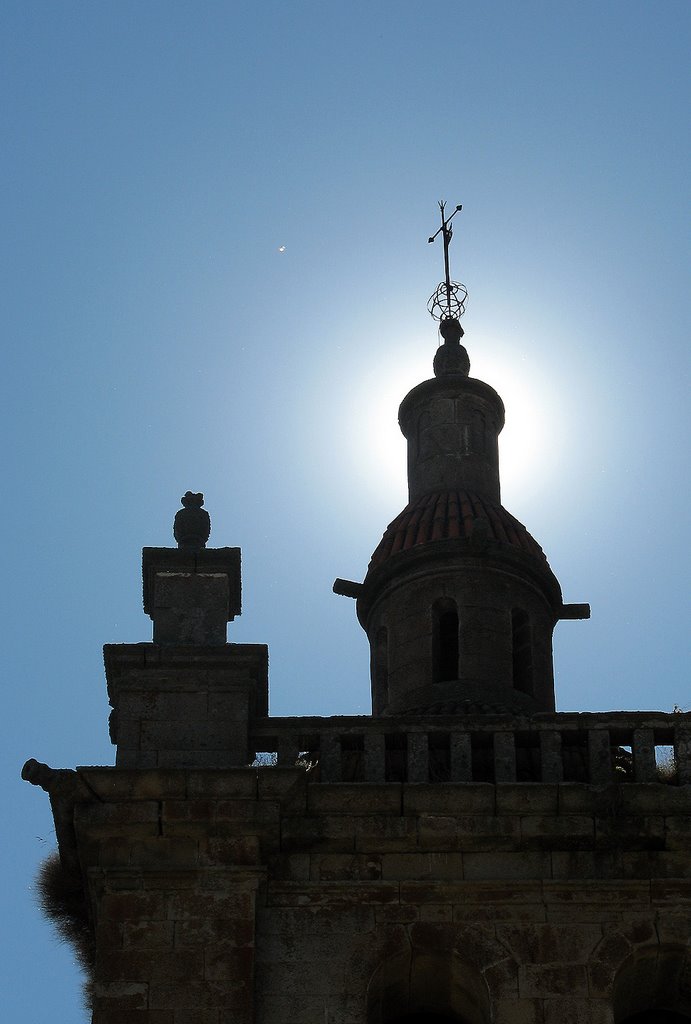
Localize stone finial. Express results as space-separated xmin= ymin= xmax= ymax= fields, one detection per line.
xmin=433 ymin=318 xmax=470 ymax=377
xmin=173 ymin=492 xmax=211 ymax=551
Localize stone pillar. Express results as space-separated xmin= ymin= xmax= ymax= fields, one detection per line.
xmin=142 ymin=544 xmax=241 ymax=646
xmin=106 ymin=644 xmax=268 ymax=768
xmin=106 ymin=495 xmax=268 ymax=768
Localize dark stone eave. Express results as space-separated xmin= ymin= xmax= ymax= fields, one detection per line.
xmin=103 ymin=642 xmax=269 ymax=710
xmin=356 ymin=536 xmax=564 ymax=628
xmin=142 ymin=546 xmax=241 ymax=618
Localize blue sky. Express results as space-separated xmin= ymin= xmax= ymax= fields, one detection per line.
xmin=3 ymin=2 xmax=689 ymax=1020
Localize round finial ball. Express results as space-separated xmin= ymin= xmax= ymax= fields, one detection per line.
xmin=433 ymin=319 xmax=471 ymax=378
xmin=439 ymin=317 xmax=464 ymax=344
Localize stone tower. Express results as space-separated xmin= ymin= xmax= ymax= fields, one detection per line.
xmin=343 ymin=313 xmax=586 ymax=720
xmin=24 ymin=229 xmax=691 ymax=1023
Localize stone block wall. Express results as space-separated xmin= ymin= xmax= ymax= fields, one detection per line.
xmin=362 ymin=564 xmax=558 ymax=715
xmin=105 ymin=645 xmax=268 ymax=769
xmin=36 ymin=764 xmax=691 ymax=1024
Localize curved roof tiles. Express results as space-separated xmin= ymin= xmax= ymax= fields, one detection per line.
xmin=368 ymin=489 xmax=547 ymax=570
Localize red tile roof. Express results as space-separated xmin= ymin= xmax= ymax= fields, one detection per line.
xmin=368 ymin=490 xmax=547 ymax=569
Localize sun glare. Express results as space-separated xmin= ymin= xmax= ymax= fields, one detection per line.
xmin=346 ymin=353 xmax=426 ymax=497
xmin=472 ymin=345 xmax=567 ymax=505
xmin=346 ymin=336 xmax=567 ymax=508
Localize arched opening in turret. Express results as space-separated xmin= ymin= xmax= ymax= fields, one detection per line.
xmin=511 ymin=608 xmax=533 ymax=696
xmin=472 ymin=410 xmax=485 ymax=454
xmin=433 ymin=599 xmax=460 ymax=683
xmin=372 ymin=626 xmax=389 ymax=715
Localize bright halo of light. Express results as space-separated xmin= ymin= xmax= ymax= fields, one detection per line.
xmin=471 ymin=343 xmax=566 ymax=504
xmin=345 ymin=349 xmax=429 ymax=498
xmin=346 ymin=335 xmax=567 ymax=507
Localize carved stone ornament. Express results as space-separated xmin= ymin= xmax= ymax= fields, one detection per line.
xmin=173 ymin=491 xmax=211 ymax=551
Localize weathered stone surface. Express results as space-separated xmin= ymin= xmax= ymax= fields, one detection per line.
xmin=493 ymin=997 xmax=544 ymax=1024
xmin=496 ymin=784 xmax=558 ymax=814
xmin=542 ymin=999 xmax=612 ymax=1024
xmin=34 ymin=739 xmax=691 ymax=1022
xmin=403 ymin=783 xmax=495 ymax=814
xmin=464 ymin=851 xmax=552 ymax=881
xmin=519 ymin=962 xmax=589 ymax=998
xmin=308 ymin=783 xmax=402 ymax=815
xmin=496 ymin=923 xmax=602 ymax=965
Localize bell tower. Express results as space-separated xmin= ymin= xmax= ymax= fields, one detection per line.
xmin=24 ymin=204 xmax=691 ymax=1024
xmin=337 ymin=202 xmax=589 ymax=716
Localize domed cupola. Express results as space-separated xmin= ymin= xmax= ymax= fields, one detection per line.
xmin=335 ymin=202 xmax=589 ymax=717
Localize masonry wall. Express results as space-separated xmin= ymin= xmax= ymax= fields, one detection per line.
xmin=57 ymin=767 xmax=691 ymax=1024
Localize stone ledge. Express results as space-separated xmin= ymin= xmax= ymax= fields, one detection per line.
xmin=307 ymin=783 xmax=403 ymax=815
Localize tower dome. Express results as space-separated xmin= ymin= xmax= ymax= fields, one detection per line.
xmin=354 ymin=343 xmax=565 ymax=716
xmin=335 ymin=203 xmax=588 ymax=716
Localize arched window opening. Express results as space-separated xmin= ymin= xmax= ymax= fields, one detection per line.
xmin=472 ymin=410 xmax=486 ymax=454
xmin=373 ymin=626 xmax=389 ymax=715
xmin=511 ymin=608 xmax=533 ymax=696
xmin=415 ymin=410 xmax=431 ymax=462
xmin=433 ymin=600 xmax=459 ymax=683
xmin=366 ymin=947 xmax=492 ymax=1024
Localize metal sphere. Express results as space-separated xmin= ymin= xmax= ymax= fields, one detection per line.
xmin=427 ymin=280 xmax=468 ymax=323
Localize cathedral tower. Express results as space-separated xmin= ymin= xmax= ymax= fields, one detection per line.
xmin=23 ymin=207 xmax=691 ymax=1024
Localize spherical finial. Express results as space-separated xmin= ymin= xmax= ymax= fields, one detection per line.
xmin=439 ymin=317 xmax=464 ymax=343
xmin=173 ymin=492 xmax=211 ymax=551
xmin=427 ymin=281 xmax=468 ymax=324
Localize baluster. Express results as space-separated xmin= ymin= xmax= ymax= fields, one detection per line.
xmin=364 ymin=732 xmax=386 ymax=783
xmin=277 ymin=735 xmax=298 ymax=767
xmin=632 ymin=728 xmax=656 ymax=782
xmin=588 ymin=729 xmax=612 ymax=784
xmin=408 ymin=733 xmax=429 ymax=783
xmin=494 ymin=732 xmax=516 ymax=783
xmin=674 ymin=727 xmax=691 ymax=785
xmin=320 ymin=733 xmax=342 ymax=783
xmin=540 ymin=730 xmax=563 ymax=783
xmin=450 ymin=732 xmax=472 ymax=781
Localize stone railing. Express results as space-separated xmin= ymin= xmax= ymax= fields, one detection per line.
xmin=250 ymin=711 xmax=691 ymax=785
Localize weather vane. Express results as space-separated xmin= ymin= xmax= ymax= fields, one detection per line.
xmin=427 ymin=200 xmax=468 ymax=325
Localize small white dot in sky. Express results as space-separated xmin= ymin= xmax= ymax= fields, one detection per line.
xmin=278 ymin=245 xmax=286 ymax=252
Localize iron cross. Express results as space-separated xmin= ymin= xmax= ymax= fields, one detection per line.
xmin=428 ymin=201 xmax=462 ymax=317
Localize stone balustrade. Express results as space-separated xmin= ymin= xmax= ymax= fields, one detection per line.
xmin=250 ymin=711 xmax=691 ymax=785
